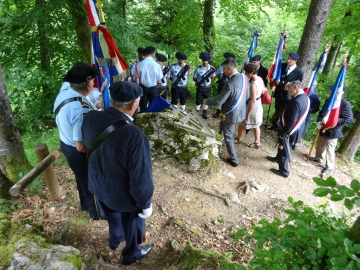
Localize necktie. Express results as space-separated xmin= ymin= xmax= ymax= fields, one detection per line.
xmin=285 ymin=66 xmax=290 ymax=75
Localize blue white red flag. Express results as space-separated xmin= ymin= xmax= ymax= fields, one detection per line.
xmin=320 ymin=61 xmax=347 ymax=131
xmin=242 ymin=31 xmax=260 ymax=70
xmin=85 ymin=0 xmax=100 ymax=27
xmin=304 ymin=45 xmax=328 ymax=95
xmin=268 ymin=32 xmax=287 ymax=90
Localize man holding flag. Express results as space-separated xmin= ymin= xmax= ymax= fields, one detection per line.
xmin=309 ymin=84 xmax=353 ymax=177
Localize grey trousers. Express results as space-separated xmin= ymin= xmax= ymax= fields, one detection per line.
xmin=220 ymin=121 xmax=238 ymax=164
xmin=315 ymin=136 xmax=337 ymax=170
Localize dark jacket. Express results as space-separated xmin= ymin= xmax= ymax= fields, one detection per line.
xmin=274 ymin=63 xmax=303 ymax=102
xmin=280 ymin=93 xmax=309 ymax=138
xmin=257 ymin=64 xmax=269 ymax=87
xmin=318 ymin=98 xmax=353 ymax=139
xmin=81 ymin=107 xmax=154 ymax=212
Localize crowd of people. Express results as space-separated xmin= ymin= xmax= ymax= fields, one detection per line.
xmin=53 ymin=46 xmax=354 ymax=265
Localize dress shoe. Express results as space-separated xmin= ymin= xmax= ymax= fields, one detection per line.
xmin=292 ymin=143 xmax=299 ymax=150
xmin=123 ymin=245 xmax=152 ymax=265
xmin=212 ymin=109 xmax=221 ymax=118
xmin=266 ymin=156 xmax=277 ymax=162
xmin=321 ymin=168 xmax=331 ymax=177
xmin=270 ymin=168 xmax=288 ymax=178
xmin=202 ymin=110 xmax=209 ymax=119
xmin=225 ymin=157 xmax=238 ymax=167
xmin=309 ymin=157 xmax=321 ymax=163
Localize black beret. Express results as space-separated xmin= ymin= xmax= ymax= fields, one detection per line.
xmin=289 ymin=52 xmax=300 ymax=60
xmin=63 ymin=62 xmax=99 ymax=83
xmin=175 ymin=52 xmax=187 ymax=60
xmin=144 ymin=46 xmax=156 ymax=54
xmin=328 ymin=84 xmax=347 ymax=92
xmin=199 ymin=52 xmax=211 ymax=61
xmin=155 ymin=53 xmax=167 ymax=62
xmin=223 ymin=52 xmax=235 ymax=59
xmin=251 ymin=55 xmax=261 ymax=61
xmin=110 ymin=81 xmax=143 ymax=102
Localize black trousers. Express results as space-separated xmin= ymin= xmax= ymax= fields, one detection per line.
xmin=196 ymin=86 xmax=211 ymax=105
xmin=271 ymin=98 xmax=287 ymax=127
xmin=171 ymin=86 xmax=187 ymax=105
xmin=99 ymin=201 xmax=145 ymax=264
xmin=60 ymin=141 xmax=104 ymax=219
xmin=275 ymin=137 xmax=290 ymax=176
xmin=139 ymin=85 xmax=159 ymax=112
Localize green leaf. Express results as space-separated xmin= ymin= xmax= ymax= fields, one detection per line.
xmin=351 ymin=180 xmax=360 ymax=192
xmin=313 ymin=187 xmax=331 ymax=197
xmin=353 ymin=198 xmax=360 ymax=207
xmin=325 ymin=176 xmax=337 ymax=187
xmin=234 ymin=229 xmax=246 ymax=241
xmin=288 ymin=197 xmax=294 ymax=204
xmin=217 ymin=219 xmax=223 ymax=223
xmin=338 ymin=186 xmax=355 ymax=197
xmin=330 ymin=193 xmax=344 ymax=201
xmin=293 ymin=200 xmax=304 ymax=208
xmin=345 ymin=198 xmax=354 ymax=211
xmin=313 ymin=177 xmax=330 ymax=187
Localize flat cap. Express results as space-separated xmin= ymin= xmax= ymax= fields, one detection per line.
xmin=63 ymin=62 xmax=99 ymax=83
xmin=223 ymin=52 xmax=235 ymax=59
xmin=328 ymin=84 xmax=347 ymax=92
xmin=251 ymin=55 xmax=261 ymax=61
xmin=199 ymin=52 xmax=211 ymax=61
xmin=144 ymin=46 xmax=156 ymax=54
xmin=155 ymin=53 xmax=167 ymax=62
xmin=175 ymin=52 xmax=187 ymax=60
xmin=289 ymin=52 xmax=300 ymax=61
xmin=110 ymin=81 xmax=143 ymax=102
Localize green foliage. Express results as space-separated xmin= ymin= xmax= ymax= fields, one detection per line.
xmin=313 ymin=177 xmax=360 ymax=211
xmin=0 ymin=199 xmax=22 ymax=214
xmin=231 ymin=198 xmax=360 ymax=269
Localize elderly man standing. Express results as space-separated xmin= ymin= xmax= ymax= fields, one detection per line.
xmin=81 ymin=81 xmax=154 ymax=265
xmin=136 ymin=46 xmax=163 ymax=112
xmin=205 ymin=58 xmax=248 ymax=167
xmin=269 ymin=52 xmax=303 ymax=130
xmin=267 ymin=80 xmax=310 ymax=178
xmin=309 ymin=84 xmax=353 ymax=177
xmin=53 ymin=62 xmax=104 ymax=220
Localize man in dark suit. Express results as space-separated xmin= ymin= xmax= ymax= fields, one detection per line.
xmin=81 ymin=82 xmax=154 ymax=265
xmin=206 ymin=58 xmax=249 ymax=167
xmin=309 ymin=85 xmax=353 ymax=177
xmin=269 ymin=52 xmax=303 ymax=130
xmin=251 ymin=55 xmax=268 ymax=87
xmin=267 ymin=80 xmax=309 ymax=178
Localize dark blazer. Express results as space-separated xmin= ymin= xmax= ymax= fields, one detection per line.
xmin=206 ymin=72 xmax=249 ymax=123
xmin=81 ymin=107 xmax=154 ymax=212
xmin=257 ymin=64 xmax=269 ymax=87
xmin=280 ymin=93 xmax=309 ymax=138
xmin=274 ymin=63 xmax=303 ymax=102
xmin=318 ymin=98 xmax=353 ymax=139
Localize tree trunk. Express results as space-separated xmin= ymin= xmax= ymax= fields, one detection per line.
xmin=323 ymin=38 xmax=342 ymax=75
xmin=118 ymin=0 xmax=126 ymax=20
xmin=202 ymin=0 xmax=214 ymax=56
xmin=337 ymin=111 xmax=360 ymax=161
xmin=0 ymin=62 xmax=32 ymax=198
xmin=297 ymin=0 xmax=334 ymax=84
xmin=349 ymin=215 xmax=360 ymax=244
xmin=36 ymin=0 xmax=52 ymax=100
xmin=66 ymin=0 xmax=92 ymax=65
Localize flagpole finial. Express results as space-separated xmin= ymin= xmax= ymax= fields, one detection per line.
xmin=96 ymin=0 xmax=106 ymax=23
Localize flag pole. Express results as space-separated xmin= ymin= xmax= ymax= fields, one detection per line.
xmin=306 ymin=129 xmax=320 ymax=161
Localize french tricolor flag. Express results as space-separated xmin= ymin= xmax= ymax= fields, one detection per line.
xmin=321 ymin=61 xmax=347 ymax=131
xmin=85 ymin=0 xmax=100 ymax=28
xmin=268 ymin=32 xmax=287 ymax=90
xmin=304 ymin=46 xmax=328 ymax=95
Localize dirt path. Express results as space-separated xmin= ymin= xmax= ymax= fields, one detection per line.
xmin=16 ymin=117 xmax=360 ymax=269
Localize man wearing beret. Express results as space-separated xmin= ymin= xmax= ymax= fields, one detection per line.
xmin=309 ymin=84 xmax=353 ymax=177
xmin=136 ymin=46 xmax=163 ymax=112
xmin=269 ymin=52 xmax=303 ymax=130
xmin=170 ymin=52 xmax=191 ymax=110
xmin=251 ymin=55 xmax=268 ymax=87
xmin=213 ymin=52 xmax=235 ymax=118
xmin=81 ymin=81 xmax=154 ymax=265
xmin=155 ymin=53 xmax=170 ymax=100
xmin=53 ymin=62 xmax=104 ymax=220
xmin=193 ymin=52 xmax=215 ymax=119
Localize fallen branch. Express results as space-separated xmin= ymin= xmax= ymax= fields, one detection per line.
xmin=188 ymin=185 xmax=231 ymax=206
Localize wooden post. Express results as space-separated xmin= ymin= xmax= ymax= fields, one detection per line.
xmin=34 ymin=144 xmax=61 ymax=200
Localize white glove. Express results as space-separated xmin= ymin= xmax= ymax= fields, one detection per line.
xmin=138 ymin=204 xmax=153 ymax=219
xmin=317 ymin=121 xmax=323 ymax=130
xmin=271 ymin=87 xmax=276 ymax=92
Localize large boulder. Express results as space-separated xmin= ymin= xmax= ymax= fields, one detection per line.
xmin=8 ymin=240 xmax=83 ymax=270
xmin=136 ymin=110 xmax=222 ymax=172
